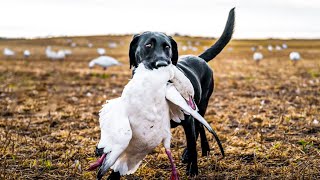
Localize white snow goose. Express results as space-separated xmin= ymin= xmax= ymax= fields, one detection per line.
xmin=89 ymin=64 xmax=223 ymax=180
xmin=45 ymin=46 xmax=65 ymax=60
xmin=23 ymin=50 xmax=31 ymax=58
xmin=88 ymin=56 xmax=121 ymax=70
xmin=253 ymin=52 xmax=263 ymax=64
xmin=3 ymin=48 xmax=15 ymax=57
xmin=97 ymin=48 xmax=106 ymax=55
xmin=289 ymin=52 xmax=301 ymax=65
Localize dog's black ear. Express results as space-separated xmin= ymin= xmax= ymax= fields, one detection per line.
xmin=129 ymin=34 xmax=140 ymax=69
xmin=169 ymin=36 xmax=178 ymax=65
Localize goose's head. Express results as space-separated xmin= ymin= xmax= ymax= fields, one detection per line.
xmin=171 ymin=66 xmax=197 ymax=110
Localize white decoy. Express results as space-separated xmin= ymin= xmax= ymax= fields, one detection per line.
xmin=89 ymin=56 xmax=121 ymax=70
xmin=253 ymin=52 xmax=263 ymax=63
xmin=45 ymin=46 xmax=65 ymax=60
xmin=181 ymin=45 xmax=188 ymax=51
xmin=267 ymin=45 xmax=273 ymax=52
xmin=97 ymin=48 xmax=106 ymax=55
xmin=282 ymin=43 xmax=288 ymax=49
xmin=108 ymin=42 xmax=118 ymax=48
xmin=275 ymin=45 xmax=282 ymax=51
xmin=3 ymin=48 xmax=15 ymax=57
xmin=290 ymin=52 xmax=301 ymax=65
xmin=45 ymin=46 xmax=54 ymax=59
xmin=23 ymin=50 xmax=31 ymax=58
xmin=191 ymin=47 xmax=198 ymax=52
xmin=71 ymin=42 xmax=77 ymax=47
xmin=89 ymin=64 xmax=222 ymax=180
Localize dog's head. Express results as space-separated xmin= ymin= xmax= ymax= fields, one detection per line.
xmin=129 ymin=32 xmax=178 ymax=70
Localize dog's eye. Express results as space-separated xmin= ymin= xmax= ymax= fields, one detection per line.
xmin=145 ymin=43 xmax=152 ymax=48
xmin=165 ymin=45 xmax=170 ymax=49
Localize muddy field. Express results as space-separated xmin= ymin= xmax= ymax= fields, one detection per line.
xmin=0 ymin=35 xmax=319 ymax=179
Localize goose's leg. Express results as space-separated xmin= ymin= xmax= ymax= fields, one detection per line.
xmin=165 ymin=149 xmax=179 ymax=180
xmin=163 ymin=138 xmax=179 ymax=180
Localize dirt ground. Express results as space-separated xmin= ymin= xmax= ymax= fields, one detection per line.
xmin=0 ymin=35 xmax=319 ymax=179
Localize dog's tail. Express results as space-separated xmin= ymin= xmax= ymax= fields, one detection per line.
xmin=199 ymin=8 xmax=235 ymax=62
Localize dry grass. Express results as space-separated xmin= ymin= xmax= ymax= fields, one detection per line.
xmin=0 ymin=35 xmax=319 ymax=179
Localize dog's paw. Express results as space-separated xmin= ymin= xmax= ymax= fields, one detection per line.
xmin=201 ymin=145 xmax=210 ymax=157
xmin=186 ymin=163 xmax=198 ymax=176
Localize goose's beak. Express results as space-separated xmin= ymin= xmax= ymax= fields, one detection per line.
xmin=187 ymin=96 xmax=196 ymax=110
xmin=88 ymin=153 xmax=106 ymax=171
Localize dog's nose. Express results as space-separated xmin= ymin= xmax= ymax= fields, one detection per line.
xmin=155 ymin=61 xmax=169 ymax=68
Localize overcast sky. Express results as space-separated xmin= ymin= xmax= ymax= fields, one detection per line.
xmin=1 ymin=0 xmax=319 ymax=39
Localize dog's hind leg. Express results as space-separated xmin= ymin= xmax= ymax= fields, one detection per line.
xmin=197 ymin=122 xmax=210 ymax=156
xmin=181 ymin=115 xmax=198 ymax=176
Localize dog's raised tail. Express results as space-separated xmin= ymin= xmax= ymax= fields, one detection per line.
xmin=199 ymin=7 xmax=235 ymax=62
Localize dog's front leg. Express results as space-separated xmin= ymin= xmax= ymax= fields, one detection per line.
xmin=181 ymin=115 xmax=198 ymax=176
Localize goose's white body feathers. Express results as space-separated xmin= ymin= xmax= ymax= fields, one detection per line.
xmin=96 ymin=63 xmax=211 ymax=177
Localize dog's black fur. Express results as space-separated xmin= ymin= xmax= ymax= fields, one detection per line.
xmin=95 ymin=8 xmax=235 ymax=179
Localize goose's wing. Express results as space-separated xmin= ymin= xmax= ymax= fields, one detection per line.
xmin=166 ymin=84 xmax=210 ymax=131
xmin=98 ymin=97 xmax=132 ymax=152
xmin=165 ymin=84 xmax=225 ymax=157
xmin=95 ymin=97 xmax=132 ymax=176
xmin=168 ymin=101 xmax=184 ymax=123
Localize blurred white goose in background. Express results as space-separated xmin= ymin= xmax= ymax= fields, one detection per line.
xmin=88 ymin=43 xmax=93 ymax=48
xmin=108 ymin=42 xmax=118 ymax=48
xmin=66 ymin=39 xmax=72 ymax=44
xmin=290 ymin=52 xmax=301 ymax=65
xmin=3 ymin=48 xmax=15 ymax=57
xmin=23 ymin=50 xmax=31 ymax=58
xmin=71 ymin=42 xmax=77 ymax=47
xmin=275 ymin=45 xmax=282 ymax=51
xmin=97 ymin=48 xmax=106 ymax=55
xmin=267 ymin=45 xmax=273 ymax=51
xmin=253 ymin=52 xmax=263 ymax=64
xmin=89 ymin=56 xmax=121 ymax=70
xmin=282 ymin=43 xmax=288 ymax=49
xmin=46 ymin=46 xmax=65 ymax=60
xmin=191 ymin=47 xmax=198 ymax=52
xmin=181 ymin=45 xmax=188 ymax=51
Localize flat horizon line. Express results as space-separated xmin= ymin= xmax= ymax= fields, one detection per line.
xmin=1 ymin=33 xmax=320 ymax=41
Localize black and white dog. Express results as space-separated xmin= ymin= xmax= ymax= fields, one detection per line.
xmin=96 ymin=8 xmax=235 ymax=178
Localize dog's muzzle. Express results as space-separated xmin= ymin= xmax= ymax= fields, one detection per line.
xmin=155 ymin=60 xmax=169 ymax=68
